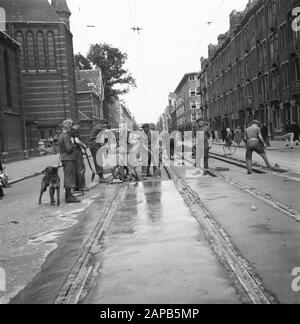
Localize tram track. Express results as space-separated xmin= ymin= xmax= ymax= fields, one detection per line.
xmin=55 ymin=184 xmax=128 ymax=304
xmin=210 ymin=151 xmax=300 ymax=183
xmin=163 ymin=161 xmax=278 ymax=304
xmin=175 ymin=152 xmax=300 ymax=223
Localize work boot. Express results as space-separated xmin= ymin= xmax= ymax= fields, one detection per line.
xmin=99 ymin=176 xmax=108 ymax=183
xmin=65 ymin=189 xmax=80 ymax=204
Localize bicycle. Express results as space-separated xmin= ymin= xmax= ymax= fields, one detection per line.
xmin=223 ymin=141 xmax=237 ymax=156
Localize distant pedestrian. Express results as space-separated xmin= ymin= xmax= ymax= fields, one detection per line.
xmin=261 ymin=123 xmax=270 ymax=147
xmin=195 ymin=118 xmax=212 ymax=176
xmin=212 ymin=129 xmax=216 ymax=142
xmin=221 ymin=128 xmax=227 ymax=142
xmin=245 ymin=120 xmax=272 ymax=175
xmin=225 ymin=128 xmax=233 ymax=147
xmin=234 ymin=126 xmax=242 ymax=146
xmin=58 ymin=120 xmax=81 ymax=204
xmin=292 ymin=122 xmax=300 ymax=146
xmin=284 ymin=121 xmax=294 ymax=148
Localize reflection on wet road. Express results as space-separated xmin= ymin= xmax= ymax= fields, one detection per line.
xmin=85 ymin=179 xmax=241 ymax=304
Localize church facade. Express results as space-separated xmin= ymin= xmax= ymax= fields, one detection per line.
xmin=2 ymin=0 xmax=77 ymax=149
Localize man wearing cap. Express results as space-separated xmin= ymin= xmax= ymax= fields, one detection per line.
xmin=244 ymin=120 xmax=272 ymax=175
xmin=58 ymin=120 xmax=80 ymax=204
xmin=195 ymin=118 xmax=212 ymax=176
xmin=89 ymin=122 xmax=109 ymax=183
xmin=141 ymin=123 xmax=152 ymax=179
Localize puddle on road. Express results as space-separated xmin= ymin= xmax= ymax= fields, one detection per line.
xmin=84 ymin=180 xmax=241 ymax=304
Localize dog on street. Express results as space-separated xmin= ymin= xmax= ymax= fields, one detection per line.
xmin=39 ymin=167 xmax=60 ymax=206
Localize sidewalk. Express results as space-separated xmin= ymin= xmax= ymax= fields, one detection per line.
xmin=3 ymin=154 xmax=60 ymax=184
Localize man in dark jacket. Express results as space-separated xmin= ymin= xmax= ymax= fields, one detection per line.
xmin=58 ymin=120 xmax=80 ymax=204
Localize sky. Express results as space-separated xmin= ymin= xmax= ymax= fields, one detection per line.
xmin=63 ymin=0 xmax=249 ymax=124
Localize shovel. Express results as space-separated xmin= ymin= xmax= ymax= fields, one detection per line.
xmin=83 ymin=147 xmax=96 ymax=182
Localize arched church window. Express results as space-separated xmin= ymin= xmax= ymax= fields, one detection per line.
xmin=26 ymin=31 xmax=35 ymax=70
xmin=37 ymin=31 xmax=46 ymax=70
xmin=47 ymin=32 xmax=56 ymax=70
xmin=15 ymin=31 xmax=25 ymax=70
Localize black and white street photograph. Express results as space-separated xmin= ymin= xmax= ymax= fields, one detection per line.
xmin=1 ymin=0 xmax=300 ymax=309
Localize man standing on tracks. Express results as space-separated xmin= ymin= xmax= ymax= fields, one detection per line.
xmin=244 ymin=120 xmax=272 ymax=175
xmin=195 ymin=118 xmax=212 ymax=176
xmin=89 ymin=122 xmax=109 ymax=183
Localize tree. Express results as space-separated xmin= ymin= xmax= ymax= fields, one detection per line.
xmin=74 ymin=53 xmax=92 ymax=70
xmin=87 ymin=43 xmax=136 ymax=101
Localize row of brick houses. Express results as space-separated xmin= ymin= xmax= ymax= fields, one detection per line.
xmin=0 ymin=0 xmax=134 ymax=161
xmin=165 ymin=0 xmax=300 ymax=138
xmin=204 ymin=0 xmax=300 ymax=137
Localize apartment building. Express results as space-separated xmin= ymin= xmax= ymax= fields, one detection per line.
xmin=174 ymin=72 xmax=202 ymax=132
xmin=204 ymin=0 xmax=300 ymax=137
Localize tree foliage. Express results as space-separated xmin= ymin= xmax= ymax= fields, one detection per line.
xmin=74 ymin=53 xmax=93 ymax=70
xmin=87 ymin=43 xmax=136 ymax=101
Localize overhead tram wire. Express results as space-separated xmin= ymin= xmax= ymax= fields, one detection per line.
xmin=183 ymin=0 xmax=226 ymax=71
xmin=127 ymin=0 xmax=151 ymax=115
xmin=118 ymin=31 xmax=135 ymax=49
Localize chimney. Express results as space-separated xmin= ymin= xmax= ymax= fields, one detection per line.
xmin=229 ymin=10 xmax=242 ymax=33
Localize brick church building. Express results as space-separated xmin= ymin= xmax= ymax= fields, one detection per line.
xmin=2 ymin=0 xmax=77 ymax=150
xmin=0 ymin=31 xmax=26 ymax=161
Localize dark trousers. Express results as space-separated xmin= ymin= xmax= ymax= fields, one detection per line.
xmin=75 ymin=149 xmax=86 ymax=190
xmin=90 ymin=142 xmax=104 ymax=177
xmin=204 ymin=148 xmax=209 ymax=170
xmin=62 ymin=161 xmax=76 ymax=190
xmin=246 ymin=141 xmax=271 ymax=172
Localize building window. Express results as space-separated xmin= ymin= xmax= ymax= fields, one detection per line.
xmin=37 ymin=31 xmax=46 ymax=70
xmin=47 ymin=31 xmax=56 ymax=70
xmin=15 ymin=31 xmax=25 ymax=70
xmin=26 ymin=31 xmax=35 ymax=70
xmin=4 ymin=49 xmax=12 ymax=108
xmin=189 ymin=89 xmax=196 ymax=97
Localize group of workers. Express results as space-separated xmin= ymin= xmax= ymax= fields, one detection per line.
xmin=57 ymin=119 xmax=162 ymax=204
xmin=0 ymin=116 xmax=296 ymax=203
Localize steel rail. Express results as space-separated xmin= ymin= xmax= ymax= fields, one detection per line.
xmin=55 ymin=184 xmax=128 ymax=304
xmin=163 ymin=161 xmax=277 ymax=304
